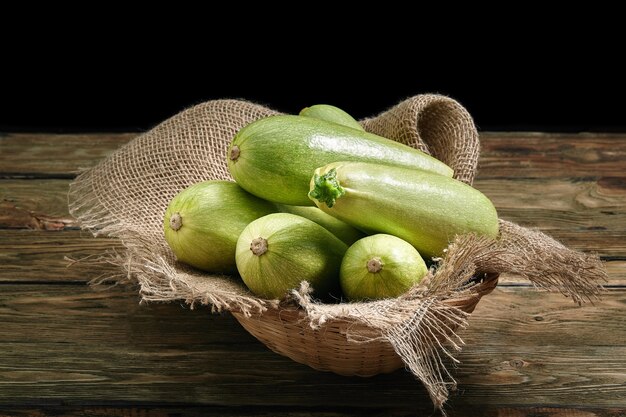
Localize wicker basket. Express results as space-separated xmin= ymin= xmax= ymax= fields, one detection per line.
xmin=232 ymin=272 xmax=499 ymax=377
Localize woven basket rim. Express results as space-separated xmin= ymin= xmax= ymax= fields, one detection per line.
xmin=233 ymin=272 xmax=500 ymax=319
xmin=229 ymin=272 xmax=500 ymax=378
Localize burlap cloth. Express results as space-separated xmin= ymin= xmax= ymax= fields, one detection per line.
xmin=68 ymin=95 xmax=606 ymax=413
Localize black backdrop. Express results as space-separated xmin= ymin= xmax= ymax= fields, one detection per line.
xmin=3 ymin=69 xmax=623 ymax=133
xmin=3 ymin=82 xmax=623 ymax=133
xmin=2 ymin=39 xmax=624 ymax=133
xmin=3 ymin=6 xmax=625 ymax=133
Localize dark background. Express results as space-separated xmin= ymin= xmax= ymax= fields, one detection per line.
xmin=3 ymin=73 xmax=623 ymax=134
xmin=3 ymin=63 xmax=623 ymax=133
xmin=2 ymin=21 xmax=623 ymax=134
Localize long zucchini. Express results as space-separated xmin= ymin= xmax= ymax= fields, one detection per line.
xmin=308 ymin=161 xmax=499 ymax=258
xmin=275 ymin=204 xmax=365 ymax=245
xmin=227 ymin=115 xmax=453 ymax=206
xmin=299 ymin=104 xmax=364 ymax=131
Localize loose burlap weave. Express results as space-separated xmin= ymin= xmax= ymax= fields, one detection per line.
xmin=68 ymin=95 xmax=606 ymax=412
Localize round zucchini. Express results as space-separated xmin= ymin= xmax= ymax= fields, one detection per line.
xmin=235 ymin=213 xmax=347 ymax=300
xmin=227 ymin=115 xmax=453 ymax=206
xmin=299 ymin=104 xmax=364 ymax=131
xmin=309 ymin=161 xmax=499 ymax=258
xmin=340 ymin=234 xmax=428 ymax=301
xmin=163 ymin=181 xmax=276 ymax=273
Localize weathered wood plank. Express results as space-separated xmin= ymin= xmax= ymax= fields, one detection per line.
xmin=1 ymin=132 xmax=625 ymax=179
xmin=1 ymin=180 xmax=77 ymax=229
xmin=0 ymin=406 xmax=622 ymax=417
xmin=1 ymin=229 xmax=623 ymax=285
xmin=0 ymin=228 xmax=623 ymax=285
xmin=0 ymin=133 xmax=135 ymax=178
xmin=478 ymin=176 xmax=626 ymax=231
xmin=479 ymin=132 xmax=626 ymax=179
xmin=3 ymin=176 xmax=625 ymax=232
xmin=0 ymin=285 xmax=623 ymax=409
xmin=479 ymin=176 xmax=626 ymax=258
xmin=2 ymin=175 xmax=624 ymax=258
xmin=1 ymin=180 xmax=71 ymax=218
xmin=522 ymin=228 xmax=626 ymax=257
xmin=1 ymin=131 xmax=624 ymax=415
xmin=498 ymin=260 xmax=625 ymax=286
xmin=0 ymin=230 xmax=122 ymax=283
xmin=0 ymin=284 xmax=420 ymax=407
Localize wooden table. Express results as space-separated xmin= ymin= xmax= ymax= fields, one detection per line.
xmin=1 ymin=132 xmax=625 ymax=417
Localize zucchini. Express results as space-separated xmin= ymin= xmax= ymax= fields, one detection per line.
xmin=308 ymin=161 xmax=499 ymax=258
xmin=276 ymin=203 xmax=365 ymax=245
xmin=236 ymin=213 xmax=347 ymax=300
xmin=299 ymin=104 xmax=364 ymax=131
xmin=163 ymin=181 xmax=276 ymax=273
xmin=340 ymin=234 xmax=428 ymax=301
xmin=227 ymin=115 xmax=453 ymax=206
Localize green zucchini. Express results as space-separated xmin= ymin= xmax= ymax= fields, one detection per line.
xmin=235 ymin=213 xmax=347 ymax=300
xmin=227 ymin=115 xmax=453 ymax=206
xmin=308 ymin=161 xmax=499 ymax=258
xmin=340 ymin=234 xmax=428 ymax=301
xmin=163 ymin=181 xmax=276 ymax=273
xmin=275 ymin=204 xmax=365 ymax=245
xmin=299 ymin=104 xmax=365 ymax=131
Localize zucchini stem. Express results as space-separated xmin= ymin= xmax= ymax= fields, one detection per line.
xmin=250 ymin=237 xmax=268 ymax=256
xmin=367 ymin=257 xmax=383 ymax=273
xmin=169 ymin=213 xmax=183 ymax=231
xmin=230 ymin=145 xmax=240 ymax=161
xmin=308 ymin=168 xmax=345 ymax=208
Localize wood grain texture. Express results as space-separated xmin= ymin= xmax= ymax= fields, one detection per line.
xmin=1 ymin=131 xmax=624 ymax=416
xmin=1 ymin=180 xmax=77 ymax=229
xmin=1 ymin=132 xmax=625 ymax=179
xmin=0 ymin=406 xmax=623 ymax=417
xmin=0 ymin=284 xmax=623 ymax=410
xmin=0 ymin=230 xmax=122 ymax=283
xmin=0 ymin=133 xmax=134 ymax=178
xmin=0 ymin=229 xmax=621 ymax=288
xmin=2 ymin=177 xmax=623 ymax=279
xmin=479 ymin=133 xmax=626 ymax=179
xmin=3 ymin=176 xmax=625 ymax=233
xmin=478 ymin=177 xmax=626 ymax=231
xmin=478 ymin=176 xmax=626 ymax=257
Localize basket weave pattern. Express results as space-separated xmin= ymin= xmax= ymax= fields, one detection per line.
xmin=233 ymin=272 xmax=499 ymax=377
